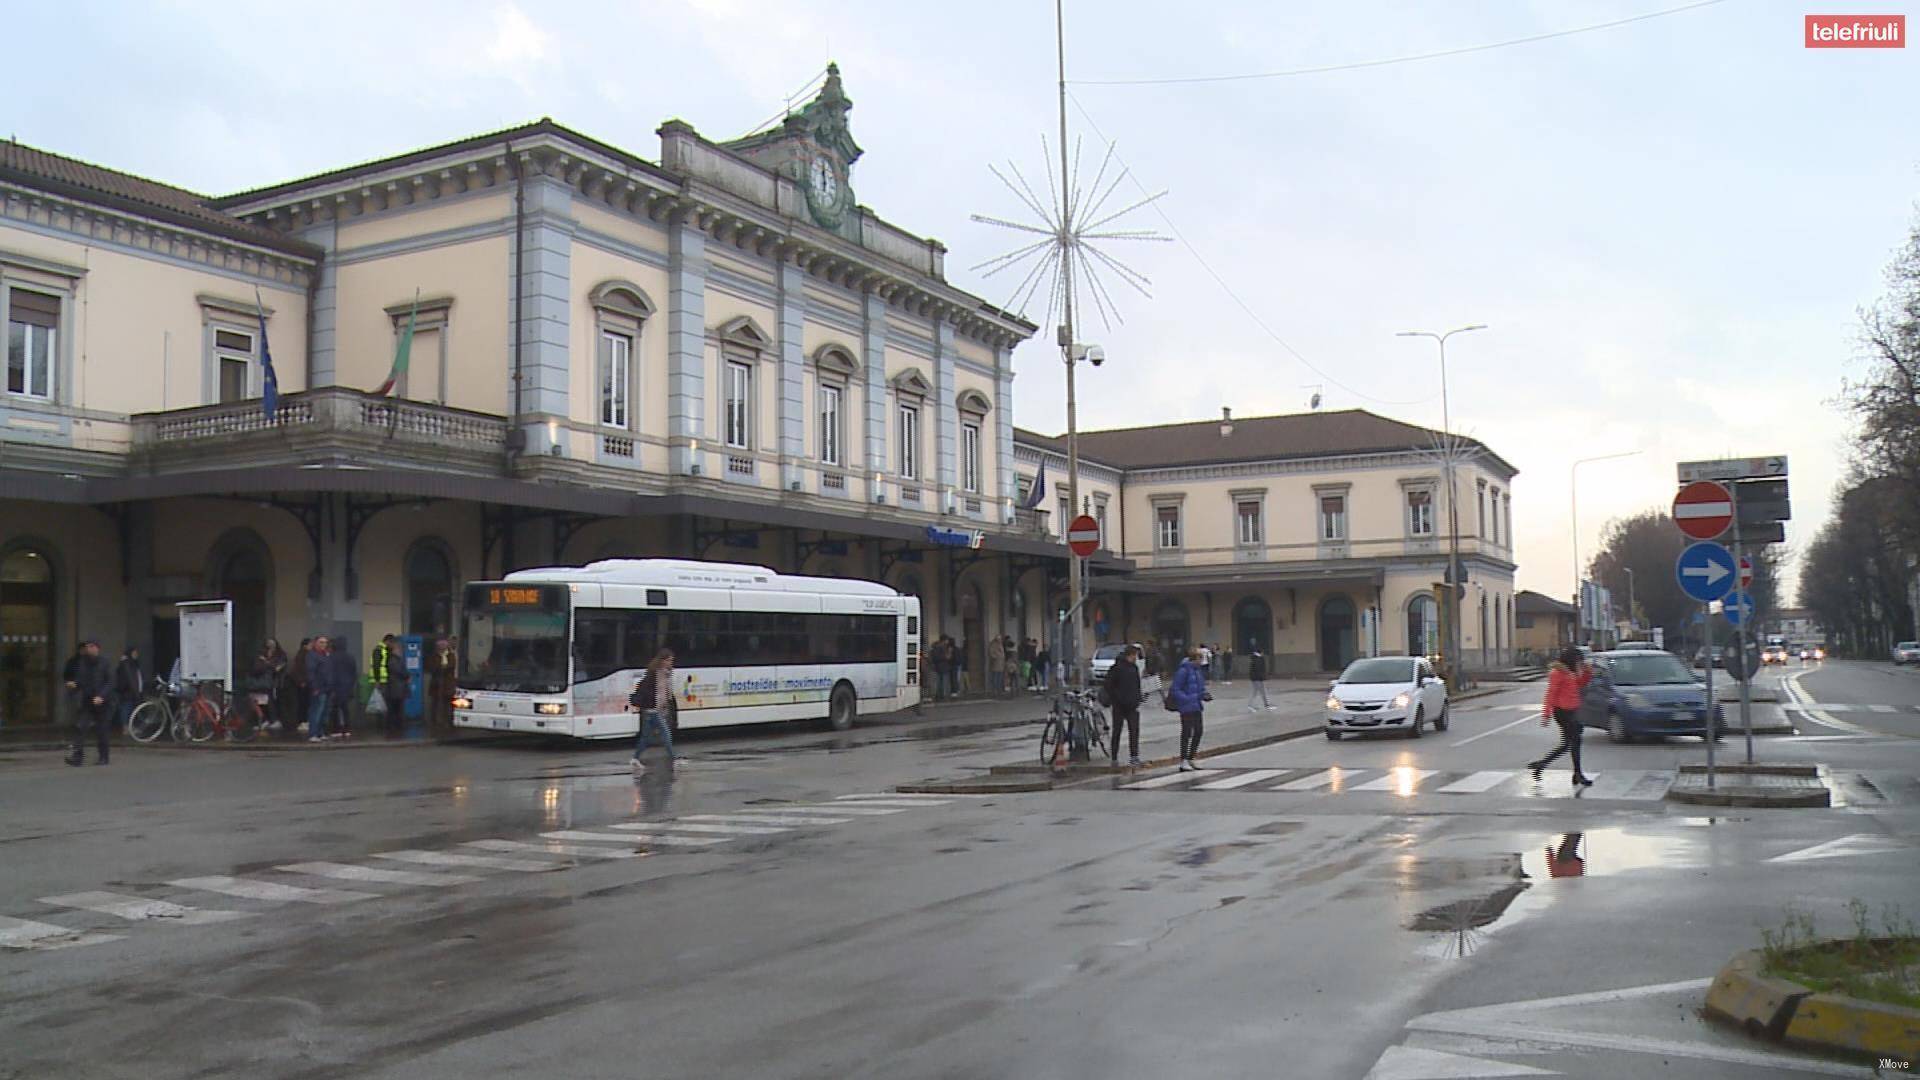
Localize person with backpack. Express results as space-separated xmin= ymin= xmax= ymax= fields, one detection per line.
xmin=628 ymin=649 xmax=678 ymax=769
xmin=1169 ymin=647 xmax=1212 ymax=772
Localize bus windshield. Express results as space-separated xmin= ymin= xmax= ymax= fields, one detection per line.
xmin=460 ymin=583 xmax=569 ymax=693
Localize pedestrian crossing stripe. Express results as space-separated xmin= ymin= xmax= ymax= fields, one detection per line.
xmin=1459 ymin=700 xmax=1919 ymax=713
xmin=1121 ymin=766 xmax=1667 ymax=799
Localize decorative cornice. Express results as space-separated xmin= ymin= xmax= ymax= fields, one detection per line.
xmin=1 ymin=182 xmax=315 ymax=287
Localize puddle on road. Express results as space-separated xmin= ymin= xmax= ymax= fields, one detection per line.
xmin=1519 ymin=827 xmax=1701 ymax=880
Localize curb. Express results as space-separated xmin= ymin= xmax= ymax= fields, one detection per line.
xmin=1705 ymin=947 xmax=1920 ymax=1061
xmin=1679 ymin=763 xmax=1820 ymax=777
xmin=895 ymin=778 xmax=1052 ymax=794
xmin=1666 ymin=785 xmax=1831 ymax=809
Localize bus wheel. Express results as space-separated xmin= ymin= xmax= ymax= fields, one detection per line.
xmin=828 ymin=683 xmax=857 ymax=731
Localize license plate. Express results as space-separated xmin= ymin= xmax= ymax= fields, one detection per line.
xmin=491 ymin=719 xmax=512 ymax=730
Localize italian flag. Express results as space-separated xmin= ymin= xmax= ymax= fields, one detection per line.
xmin=373 ymin=292 xmax=418 ymax=396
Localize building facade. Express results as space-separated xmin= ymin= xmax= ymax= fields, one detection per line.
xmin=1514 ymin=590 xmax=1577 ymax=658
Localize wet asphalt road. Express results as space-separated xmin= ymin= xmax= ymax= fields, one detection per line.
xmin=1 ymin=670 xmax=1915 ymax=1079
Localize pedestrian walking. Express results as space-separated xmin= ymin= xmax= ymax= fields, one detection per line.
xmin=62 ymin=638 xmax=113 ymax=766
xmin=986 ymin=635 xmax=1005 ymax=696
xmin=372 ymin=635 xmax=408 ymax=738
xmin=1019 ymin=637 xmax=1036 ymax=691
xmin=250 ymin=639 xmax=288 ymax=734
xmin=425 ymin=637 xmax=457 ymax=733
xmin=1528 ymin=646 xmax=1595 ymax=787
xmin=1197 ymin=642 xmax=1214 ymax=682
xmin=1106 ymin=644 xmax=1144 ymax=767
xmin=305 ymin=636 xmax=335 ymax=742
xmin=1247 ymin=649 xmax=1272 ymax=710
xmin=1169 ymin=647 xmax=1212 ymax=771
xmin=1035 ymin=642 xmax=1051 ymax=692
xmin=628 ymin=648 xmax=678 ymax=769
xmin=1221 ymin=646 xmax=1235 ymax=684
xmin=1004 ymin=635 xmax=1019 ymax=694
xmin=112 ymin=645 xmax=144 ymax=734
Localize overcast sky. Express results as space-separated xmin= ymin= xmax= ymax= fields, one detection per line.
xmin=9 ymin=0 xmax=1914 ymax=601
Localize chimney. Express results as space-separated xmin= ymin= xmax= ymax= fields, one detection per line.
xmin=1219 ymin=406 xmax=1233 ymax=438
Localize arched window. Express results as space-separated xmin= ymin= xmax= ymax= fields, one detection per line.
xmin=1319 ymin=595 xmax=1356 ymax=672
xmin=1232 ymin=596 xmax=1273 ymax=657
xmin=404 ymin=540 xmax=456 ymax=638
xmin=0 ymin=546 xmax=55 ymax=727
xmin=1406 ymin=593 xmax=1438 ymax=658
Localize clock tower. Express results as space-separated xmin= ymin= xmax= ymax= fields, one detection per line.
xmin=725 ymin=63 xmax=863 ymax=237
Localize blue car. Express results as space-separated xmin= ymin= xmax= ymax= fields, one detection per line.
xmin=1578 ymin=650 xmax=1727 ymax=743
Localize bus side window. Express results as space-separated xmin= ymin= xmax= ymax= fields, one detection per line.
xmin=573 ymin=609 xmax=622 ymax=684
xmin=623 ymin=611 xmax=660 ymax=671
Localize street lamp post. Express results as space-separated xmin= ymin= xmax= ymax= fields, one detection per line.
xmin=1624 ymin=566 xmax=1637 ymax=635
xmin=1570 ymin=450 xmax=1641 ymax=646
xmin=1397 ymin=325 xmax=1484 ymax=687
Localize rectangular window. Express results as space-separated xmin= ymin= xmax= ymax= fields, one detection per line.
xmin=897 ymin=403 xmax=919 ymax=479
xmin=1319 ymin=495 xmax=1346 ymax=541
xmin=1095 ymin=503 xmax=1108 ymax=547
xmin=961 ymin=422 xmax=982 ymax=493
xmin=818 ymin=384 xmax=843 ymax=466
xmin=1058 ymin=496 xmax=1070 ymax=535
xmin=5 ymin=289 xmax=58 ymax=400
xmin=214 ymin=327 xmax=255 ymax=404
xmin=600 ymin=331 xmax=632 ymax=428
xmin=1477 ymin=488 xmax=1487 ymax=537
xmin=1236 ymin=500 xmax=1263 ymax=546
xmin=1493 ymin=495 xmax=1503 ymax=544
xmin=724 ymin=360 xmax=752 ymax=449
xmin=1407 ymin=490 xmax=1435 ymax=536
xmin=1156 ymin=505 xmax=1181 ymax=549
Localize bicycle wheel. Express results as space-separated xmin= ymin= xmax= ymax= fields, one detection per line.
xmin=224 ymin=698 xmax=262 ymax=743
xmin=1086 ymin=706 xmax=1112 ymax=760
xmin=127 ymin=699 xmax=169 ymax=744
xmin=183 ymin=698 xmax=219 ymax=743
xmin=1039 ymin=716 xmax=1068 ymax=769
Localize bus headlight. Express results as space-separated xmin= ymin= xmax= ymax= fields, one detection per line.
xmin=451 ymin=696 xmax=473 ymax=710
xmin=535 ymin=702 xmax=566 ymax=716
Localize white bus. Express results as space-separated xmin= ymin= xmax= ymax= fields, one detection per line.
xmin=452 ymin=559 xmax=921 ymax=739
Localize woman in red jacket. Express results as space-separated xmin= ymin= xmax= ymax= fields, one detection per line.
xmin=1529 ymin=646 xmax=1596 ymax=787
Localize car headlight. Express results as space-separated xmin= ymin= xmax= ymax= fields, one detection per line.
xmin=1325 ymin=694 xmax=1342 ymax=711
xmin=1624 ymin=692 xmax=1652 ymax=710
xmin=451 ymin=696 xmax=473 ymax=710
xmin=535 ymin=702 xmax=566 ymax=716
xmin=1391 ymin=691 xmax=1411 ymax=709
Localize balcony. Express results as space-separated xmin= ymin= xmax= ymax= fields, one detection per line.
xmin=130 ymin=387 xmax=508 ymax=474
xmin=1013 ymin=507 xmax=1050 ymax=537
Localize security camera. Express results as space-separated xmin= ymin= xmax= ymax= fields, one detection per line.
xmin=1085 ymin=345 xmax=1105 ymax=367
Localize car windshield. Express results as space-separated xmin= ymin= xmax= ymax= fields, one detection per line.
xmin=1900 ymin=642 xmax=1919 ymax=650
xmin=1094 ymin=645 xmax=1126 ymax=660
xmin=1608 ymin=655 xmax=1694 ymax=686
xmin=1338 ymin=658 xmax=1417 ymax=684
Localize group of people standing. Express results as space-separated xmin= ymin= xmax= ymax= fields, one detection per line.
xmin=923 ymin=636 xmax=970 ymax=700
xmin=1093 ymin=644 xmax=1216 ymax=771
xmin=983 ymin=635 xmax=1054 ymax=695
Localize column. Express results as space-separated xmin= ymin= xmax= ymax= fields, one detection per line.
xmin=776 ymin=260 xmax=806 ymax=492
xmin=299 ymin=220 xmax=339 ymax=388
xmin=668 ymin=214 xmax=708 ymax=476
xmin=994 ymin=345 xmax=1015 ymax=523
xmin=934 ymin=317 xmax=958 ymax=511
xmin=516 ymin=175 xmax=573 ymax=455
xmin=861 ymin=290 xmax=887 ymax=501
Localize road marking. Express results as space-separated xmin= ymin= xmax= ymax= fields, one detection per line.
xmin=534 ymin=830 xmax=658 ymax=848
xmin=276 ymin=862 xmax=482 ymax=886
xmin=1351 ymin=768 xmax=1438 ymax=793
xmin=1782 ymin=671 xmax=1879 ymax=736
xmin=596 ymin=824 xmax=727 ymax=845
xmin=1364 ymin=1045 xmax=1555 ymax=1079
xmin=1434 ymin=770 xmax=1515 ymax=794
xmin=835 ymin=793 xmax=977 ymax=801
xmin=679 ymin=814 xmax=851 ymax=827
xmin=37 ymin=891 xmax=250 ymax=926
xmin=1869 ymin=704 xmax=1897 ymax=713
xmin=1122 ymin=770 xmax=1223 ymax=790
xmin=1527 ymin=773 xmax=1599 ymax=799
xmin=1272 ymin=768 xmax=1343 ymax=791
xmin=464 ymin=839 xmax=647 ymax=858
xmin=1407 ymin=1015 xmax=1858 ymax=1075
xmin=1194 ymin=768 xmax=1287 ymax=790
xmin=0 ymin=915 xmax=123 ymax=950
xmin=374 ymin=849 xmax=562 ymax=872
xmin=1580 ymin=772 xmax=1649 ymax=800
xmin=815 ymin=800 xmax=937 ymax=809
xmin=728 ymin=805 xmax=907 ymax=817
xmin=169 ymin=876 xmax=376 ymax=905
xmin=1449 ymin=713 xmax=1539 ymax=748
xmin=1768 ymin=834 xmax=1909 ymax=863
xmin=627 ymin=821 xmax=790 ymax=836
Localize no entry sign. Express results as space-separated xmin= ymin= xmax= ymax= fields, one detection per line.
xmin=1066 ymin=514 xmax=1101 ymax=557
xmin=1672 ymin=481 xmax=1734 ymax=540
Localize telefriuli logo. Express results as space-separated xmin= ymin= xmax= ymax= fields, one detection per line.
xmin=1804 ymin=14 xmax=1905 ymax=46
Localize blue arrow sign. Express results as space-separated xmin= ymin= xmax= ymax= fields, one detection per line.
xmin=1675 ymin=541 xmax=1737 ymax=603
xmin=1722 ymin=589 xmax=1754 ymax=626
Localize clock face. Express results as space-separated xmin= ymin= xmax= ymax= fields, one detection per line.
xmin=809 ymin=156 xmax=839 ymax=205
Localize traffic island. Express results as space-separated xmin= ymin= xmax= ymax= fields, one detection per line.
xmin=1705 ymin=915 xmax=1920 ymax=1062
xmin=1665 ymin=763 xmax=1831 ymax=808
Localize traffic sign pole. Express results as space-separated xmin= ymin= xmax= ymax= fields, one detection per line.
xmin=1731 ymin=483 xmax=1753 ymax=764
xmin=1703 ymin=600 xmax=1715 ymax=788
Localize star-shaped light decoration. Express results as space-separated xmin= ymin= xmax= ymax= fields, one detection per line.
xmin=969 ymin=135 xmax=1171 ymax=331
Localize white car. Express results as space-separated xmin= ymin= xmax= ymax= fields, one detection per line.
xmin=1325 ymin=656 xmax=1449 ymax=740
xmin=1894 ymin=641 xmax=1919 ymax=665
xmin=1089 ymin=643 xmax=1144 ymax=683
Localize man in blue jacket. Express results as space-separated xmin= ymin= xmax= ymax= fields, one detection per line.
xmin=1169 ymin=647 xmax=1211 ymax=771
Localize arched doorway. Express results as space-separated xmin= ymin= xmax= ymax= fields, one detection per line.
xmin=1407 ymin=593 xmax=1437 ymax=658
xmin=1232 ymin=596 xmax=1273 ymax=658
xmin=209 ymin=533 xmax=272 ymax=680
xmin=404 ymin=540 xmax=455 ymax=638
xmin=0 ymin=546 xmax=55 ymax=727
xmin=1319 ymin=595 xmax=1356 ymax=672
xmin=1150 ymin=600 xmax=1190 ymax=674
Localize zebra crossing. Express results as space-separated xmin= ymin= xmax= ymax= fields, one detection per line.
xmin=0 ymin=791 xmax=973 ymax=956
xmin=1122 ymin=765 xmax=1674 ymax=800
xmin=1459 ymin=700 xmax=1920 ymax=714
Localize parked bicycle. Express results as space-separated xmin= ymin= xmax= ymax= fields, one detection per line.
xmin=126 ymin=677 xmax=219 ymax=744
xmin=1039 ymin=687 xmax=1111 ymax=769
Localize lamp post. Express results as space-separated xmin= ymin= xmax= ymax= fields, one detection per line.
xmin=1624 ymin=566 xmax=1637 ymax=635
xmin=1397 ymin=325 xmax=1484 ymax=687
xmin=1570 ymin=450 xmax=1641 ymax=645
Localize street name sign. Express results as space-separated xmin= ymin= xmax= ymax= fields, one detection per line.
xmin=1677 ymin=456 xmax=1788 ymax=483
xmin=1672 ymin=481 xmax=1734 ymax=540
xmin=1676 ymin=541 xmax=1737 ymax=603
xmin=1723 ymin=589 xmax=1754 ymax=626
xmin=1066 ymin=514 xmax=1101 ymax=558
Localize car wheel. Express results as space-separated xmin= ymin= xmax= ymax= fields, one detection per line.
xmin=1324 ymin=730 xmax=1341 ymax=741
xmin=1608 ymin=712 xmax=1630 ymax=744
xmin=1408 ymin=707 xmax=1424 ymax=738
xmin=827 ymin=682 xmax=857 ymax=732
xmin=1434 ymin=705 xmax=1450 ymax=732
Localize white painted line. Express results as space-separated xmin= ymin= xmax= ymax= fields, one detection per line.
xmin=680 ymin=814 xmax=851 ymax=827
xmin=1121 ymin=770 xmax=1222 ymax=790
xmin=0 ymin=914 xmax=123 ymax=950
xmin=1434 ymin=770 xmax=1516 ymax=794
xmin=624 ymin=821 xmax=790 ymax=836
xmin=595 ymin=824 xmax=726 ymax=845
xmin=536 ymin=830 xmax=655 ymax=849
xmin=1449 ymin=713 xmax=1540 ymax=748
xmin=1531 ymin=773 xmax=1600 ymax=798
xmin=464 ymin=839 xmax=642 ymax=858
xmin=1272 ymin=768 xmax=1343 ymax=792
xmin=1194 ymin=769 xmax=1287 ymax=791
xmin=276 ymin=862 xmax=481 ymax=887
xmin=375 ymin=849 xmax=561 ymax=872
xmin=835 ymin=793 xmax=979 ymax=800
xmin=169 ymin=876 xmax=376 ymax=905
xmin=1350 ymin=768 xmax=1438 ymax=793
xmin=1580 ymin=772 xmax=1648 ymax=800
xmin=815 ymin=800 xmax=938 ymax=809
xmin=1423 ymin=977 xmax=1713 ymax=1020
xmin=1407 ymin=1016 xmax=1859 ymax=1076
xmin=1768 ymin=834 xmax=1909 ymax=863
xmin=38 ymin=891 xmax=250 ymax=926
xmin=742 ymin=805 xmax=906 ymax=816
xmin=1869 ymin=704 xmax=1897 ymax=713
xmin=1363 ymin=1044 xmax=1554 ymax=1079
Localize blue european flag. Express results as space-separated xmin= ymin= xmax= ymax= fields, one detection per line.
xmin=254 ymin=288 xmax=279 ymax=422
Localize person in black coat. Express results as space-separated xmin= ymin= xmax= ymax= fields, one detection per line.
xmin=62 ymin=638 xmax=113 ymax=766
xmin=1247 ymin=649 xmax=1272 ymax=711
xmin=112 ymin=646 xmax=145 ymax=734
xmin=1105 ymin=645 xmax=1145 ymax=767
